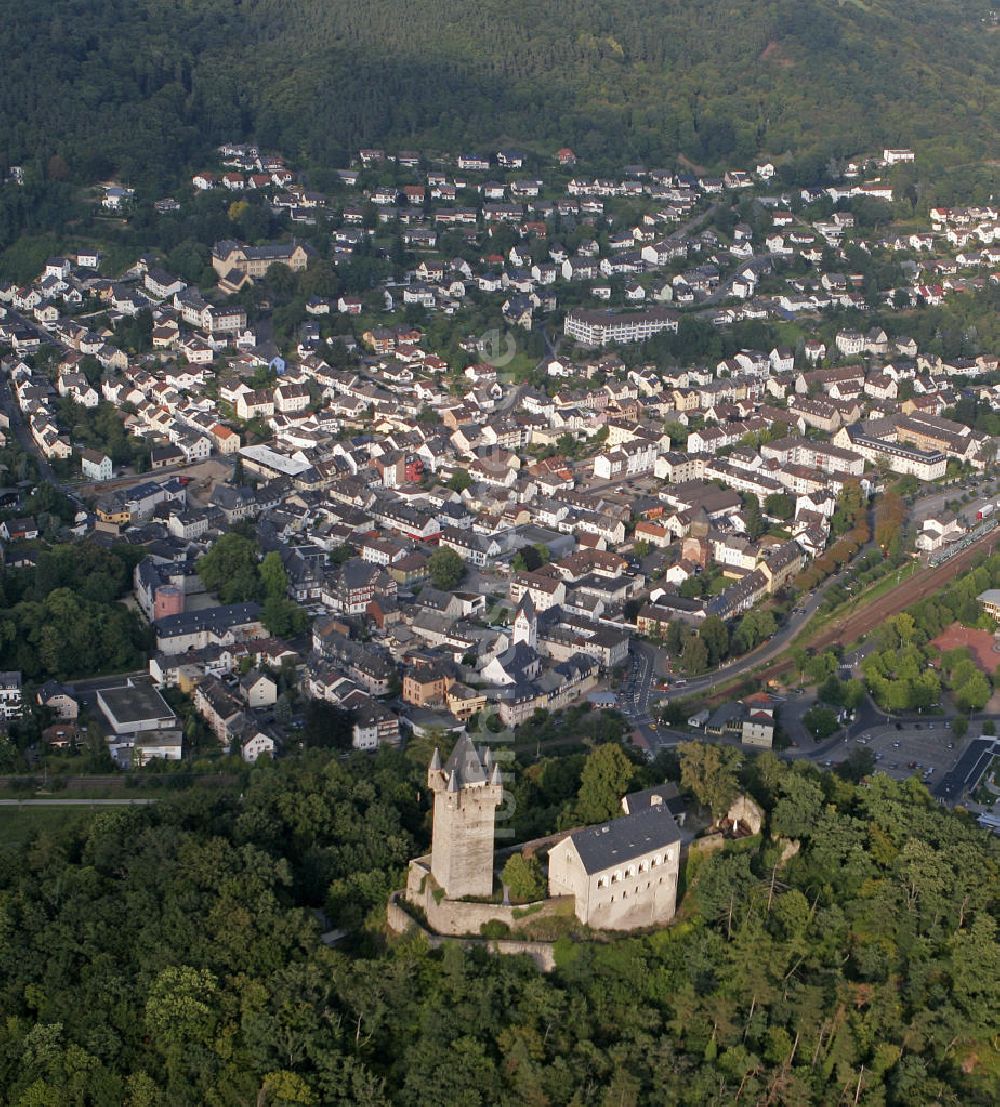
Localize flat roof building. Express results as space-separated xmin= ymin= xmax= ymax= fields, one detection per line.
xmin=97 ymin=679 xmax=178 ymax=735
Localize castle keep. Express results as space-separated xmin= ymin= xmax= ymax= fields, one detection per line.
xmin=427 ymin=735 xmax=504 ymax=898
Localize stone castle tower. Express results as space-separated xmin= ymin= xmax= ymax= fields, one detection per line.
xmin=428 ymin=735 xmax=504 ymax=898
xmin=512 ymin=592 xmax=537 ymax=649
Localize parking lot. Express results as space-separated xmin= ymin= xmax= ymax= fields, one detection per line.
xmin=825 ymin=719 xmax=968 ymax=785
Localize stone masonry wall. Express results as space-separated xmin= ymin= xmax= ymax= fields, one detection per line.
xmin=404 ymin=857 xmax=568 ymax=937
xmin=387 ymin=892 xmax=557 ymax=972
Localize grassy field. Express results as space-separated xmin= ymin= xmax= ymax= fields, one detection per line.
xmin=0 ymin=771 xmax=240 ymax=802
xmin=0 ymin=785 xmax=166 ymax=801
xmin=0 ymin=806 xmax=97 ymax=848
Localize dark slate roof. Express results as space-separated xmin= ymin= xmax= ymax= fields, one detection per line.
xmin=620 ymin=783 xmax=687 ymax=819
xmin=443 ymin=733 xmax=486 ymax=787
xmin=341 ymin=558 xmax=381 ymax=589
xmin=569 ymin=804 xmax=681 ymax=875
xmin=154 ymin=602 xmax=261 ymax=638
xmin=492 ymin=641 xmax=539 ymax=676
xmin=37 ymin=678 xmax=71 ymax=702
xmin=706 ymin=701 xmax=746 ymax=730
xmin=415 ymin=586 xmax=454 ymax=612
xmin=620 ymin=782 xmax=680 ymax=813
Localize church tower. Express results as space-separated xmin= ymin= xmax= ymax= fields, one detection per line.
xmin=512 ymin=591 xmax=537 ymax=650
xmin=427 ymin=735 xmax=504 ymax=898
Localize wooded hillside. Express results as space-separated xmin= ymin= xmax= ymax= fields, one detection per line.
xmin=1 ymin=0 xmax=998 ymax=188
xmin=0 ymin=746 xmax=997 ymax=1104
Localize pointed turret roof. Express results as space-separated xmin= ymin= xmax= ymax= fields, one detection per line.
xmin=429 ymin=747 xmax=442 ymax=772
xmin=444 ymin=733 xmax=487 ymax=787
xmin=490 ymin=761 xmax=503 ymax=786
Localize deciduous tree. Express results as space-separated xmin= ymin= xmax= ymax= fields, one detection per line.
xmin=573 ymin=743 xmax=636 ymax=824
xmin=427 ymin=546 xmax=466 ymax=590
xmin=678 ymin=741 xmax=742 ymax=818
xmin=502 ymin=853 xmax=546 ymax=903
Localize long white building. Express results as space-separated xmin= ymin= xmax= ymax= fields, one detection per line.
xmin=564 ymin=307 xmax=679 ymax=347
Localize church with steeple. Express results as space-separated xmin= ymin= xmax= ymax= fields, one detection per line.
xmin=511 ymin=592 xmax=537 ymax=649
xmin=426 ymin=734 xmax=504 ymax=898
xmin=480 ymin=593 xmax=542 ymax=687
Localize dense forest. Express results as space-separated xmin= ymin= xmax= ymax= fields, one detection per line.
xmin=1 ymin=0 xmax=998 ymax=193
xmin=0 ymin=742 xmax=996 ymax=1104
xmin=0 ymin=542 xmax=148 ymax=685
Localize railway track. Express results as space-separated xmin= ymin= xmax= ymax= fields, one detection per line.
xmin=759 ymin=526 xmax=999 ymax=681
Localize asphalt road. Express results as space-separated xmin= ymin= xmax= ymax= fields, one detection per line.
xmin=620 ymin=566 xmax=853 ymax=751
xmin=774 ymin=692 xmax=895 ymax=764
xmin=0 ymin=375 xmax=56 ymax=483
xmin=655 ymin=566 xmax=845 ymax=704
xmin=632 ymin=692 xmax=993 ymax=799
xmin=910 ymin=476 xmax=995 ymax=525
xmin=791 ymin=704 xmax=1000 ymax=802
xmin=655 ymin=516 xmax=1000 ymax=707
xmin=494 ymin=382 xmax=525 ymax=414
xmin=622 ymin=640 xmax=655 ymax=716
xmin=821 ymin=715 xmax=962 ymax=780
xmin=693 ymin=254 xmax=774 ymax=312
xmin=67 ymin=671 xmax=150 ymax=712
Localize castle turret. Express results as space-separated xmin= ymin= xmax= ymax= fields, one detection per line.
xmin=428 ymin=734 xmax=504 ymax=898
xmin=427 ymin=746 xmax=448 ymax=793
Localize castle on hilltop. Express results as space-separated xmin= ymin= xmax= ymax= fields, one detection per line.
xmin=402 ymin=736 xmax=683 ymax=935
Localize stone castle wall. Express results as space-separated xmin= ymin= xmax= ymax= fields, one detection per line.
xmin=387 ymin=891 xmax=557 ymax=972
xmin=405 ymin=857 xmax=569 ymax=937
xmin=727 ymin=794 xmax=765 ymax=835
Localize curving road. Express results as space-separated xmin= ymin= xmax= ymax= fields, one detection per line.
xmin=653 ymin=524 xmax=1000 ymax=707
xmin=654 ymin=563 xmax=847 ymax=704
